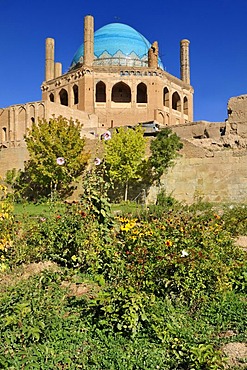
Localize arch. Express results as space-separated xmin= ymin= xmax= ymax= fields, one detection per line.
xmin=29 ymin=104 xmax=35 ymax=115
xmin=59 ymin=88 xmax=68 ymax=106
xmin=172 ymin=92 xmax=181 ymax=112
xmin=2 ymin=127 xmax=7 ymax=142
xmin=49 ymin=93 xmax=54 ymax=102
xmin=38 ymin=103 xmax=45 ymax=118
xmin=17 ymin=107 xmax=26 ymax=140
xmin=183 ymin=96 xmax=188 ymax=115
xmin=73 ymin=85 xmax=79 ymax=105
xmin=111 ymin=82 xmax=131 ymax=103
xmin=29 ymin=104 xmax=35 ymax=128
xmin=18 ymin=107 xmax=26 ymax=122
xmin=163 ymin=87 xmax=169 ymax=107
xmin=96 ymin=81 xmax=106 ymax=102
xmin=137 ymin=82 xmax=147 ymax=103
xmin=157 ymin=112 xmax=165 ymax=125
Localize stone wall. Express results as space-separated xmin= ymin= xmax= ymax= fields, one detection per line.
xmin=148 ymin=141 xmax=247 ymax=204
xmin=0 ymin=147 xmax=29 ymax=175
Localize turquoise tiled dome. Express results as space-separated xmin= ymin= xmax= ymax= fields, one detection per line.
xmin=70 ymin=23 xmax=164 ymax=69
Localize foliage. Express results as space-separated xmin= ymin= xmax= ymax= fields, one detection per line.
xmin=156 ymin=188 xmax=179 ymax=208
xmin=149 ymin=128 xmax=183 ymax=183
xmin=199 ymin=291 xmax=247 ymax=335
xmin=12 ymin=202 xmax=103 ymax=270
xmin=86 ymin=209 xmax=246 ymax=317
xmin=80 ymin=164 xmax=113 ymax=229
xmin=1 ymin=187 xmax=247 ymax=369
xmin=11 ymin=166 xmax=115 ymax=270
xmin=0 ymin=270 xmax=231 ymax=370
xmin=13 ymin=116 xmax=89 ymax=201
xmin=0 ymin=185 xmax=16 ymax=272
xmin=4 ymin=168 xmax=22 ymax=201
xmin=222 ymin=204 xmax=247 ymax=236
xmin=104 ymin=126 xmax=146 ymax=201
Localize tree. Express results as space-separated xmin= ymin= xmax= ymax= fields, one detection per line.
xmin=104 ymin=126 xmax=146 ymax=201
xmin=16 ymin=116 xmax=89 ymax=200
xmin=149 ymin=127 xmax=183 ymax=184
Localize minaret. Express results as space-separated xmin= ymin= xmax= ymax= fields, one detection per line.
xmin=180 ymin=39 xmax=190 ymax=84
xmin=83 ymin=15 xmax=94 ymax=66
xmin=45 ymin=38 xmax=55 ymax=81
xmin=55 ymin=62 xmax=62 ymax=78
xmin=148 ymin=41 xmax=159 ymax=68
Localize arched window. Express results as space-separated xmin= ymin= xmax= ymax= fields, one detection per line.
xmin=49 ymin=93 xmax=54 ymax=102
xmin=96 ymin=81 xmax=106 ymax=102
xmin=111 ymin=82 xmax=131 ymax=103
xmin=2 ymin=127 xmax=7 ymax=142
xmin=172 ymin=92 xmax=181 ymax=112
xmin=163 ymin=87 xmax=169 ymax=107
xmin=59 ymin=89 xmax=68 ymax=106
xmin=73 ymin=85 xmax=79 ymax=105
xmin=183 ymin=96 xmax=188 ymax=115
xmin=137 ymin=83 xmax=147 ymax=103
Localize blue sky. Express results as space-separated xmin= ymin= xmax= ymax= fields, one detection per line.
xmin=1 ymin=0 xmax=247 ymax=122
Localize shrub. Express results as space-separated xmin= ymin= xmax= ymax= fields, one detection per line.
xmin=0 ymin=185 xmax=16 ymax=272
xmin=222 ymin=204 xmax=247 ymax=236
xmin=112 ymin=209 xmax=243 ymax=306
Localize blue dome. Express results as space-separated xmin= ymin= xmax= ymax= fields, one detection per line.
xmin=70 ymin=23 xmax=164 ymax=69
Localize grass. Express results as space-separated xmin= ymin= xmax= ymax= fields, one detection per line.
xmin=13 ymin=201 xmax=146 ymax=218
xmin=14 ymin=202 xmax=52 ymax=217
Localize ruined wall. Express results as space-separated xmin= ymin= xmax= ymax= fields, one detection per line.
xmin=0 ymin=100 xmax=98 ymax=177
xmin=227 ymin=94 xmax=247 ymax=138
xmin=0 ymin=100 xmax=99 ymax=149
xmin=171 ymin=120 xmax=225 ymax=141
xmin=148 ymin=95 xmax=247 ymax=204
xmin=148 ymin=141 xmax=247 ymax=204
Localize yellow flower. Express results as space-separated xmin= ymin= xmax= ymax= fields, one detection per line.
xmin=165 ymin=240 xmax=173 ymax=247
xmin=0 ymin=263 xmax=7 ymax=272
xmin=214 ymin=213 xmax=221 ymax=220
xmin=120 ymin=220 xmax=136 ymax=232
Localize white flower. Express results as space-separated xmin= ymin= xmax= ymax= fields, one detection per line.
xmin=56 ymin=157 xmax=65 ymax=166
xmin=94 ymin=157 xmax=101 ymax=166
xmin=101 ymin=131 xmax=111 ymax=141
xmin=181 ymin=250 xmax=189 ymax=257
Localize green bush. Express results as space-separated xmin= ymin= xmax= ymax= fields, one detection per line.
xmin=112 ymin=210 xmax=244 ymax=306
xmin=222 ymin=204 xmax=247 ymax=236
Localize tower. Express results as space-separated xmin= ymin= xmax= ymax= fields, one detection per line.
xmin=83 ymin=15 xmax=94 ymax=66
xmin=45 ymin=38 xmax=55 ymax=81
xmin=180 ymin=39 xmax=190 ymax=84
